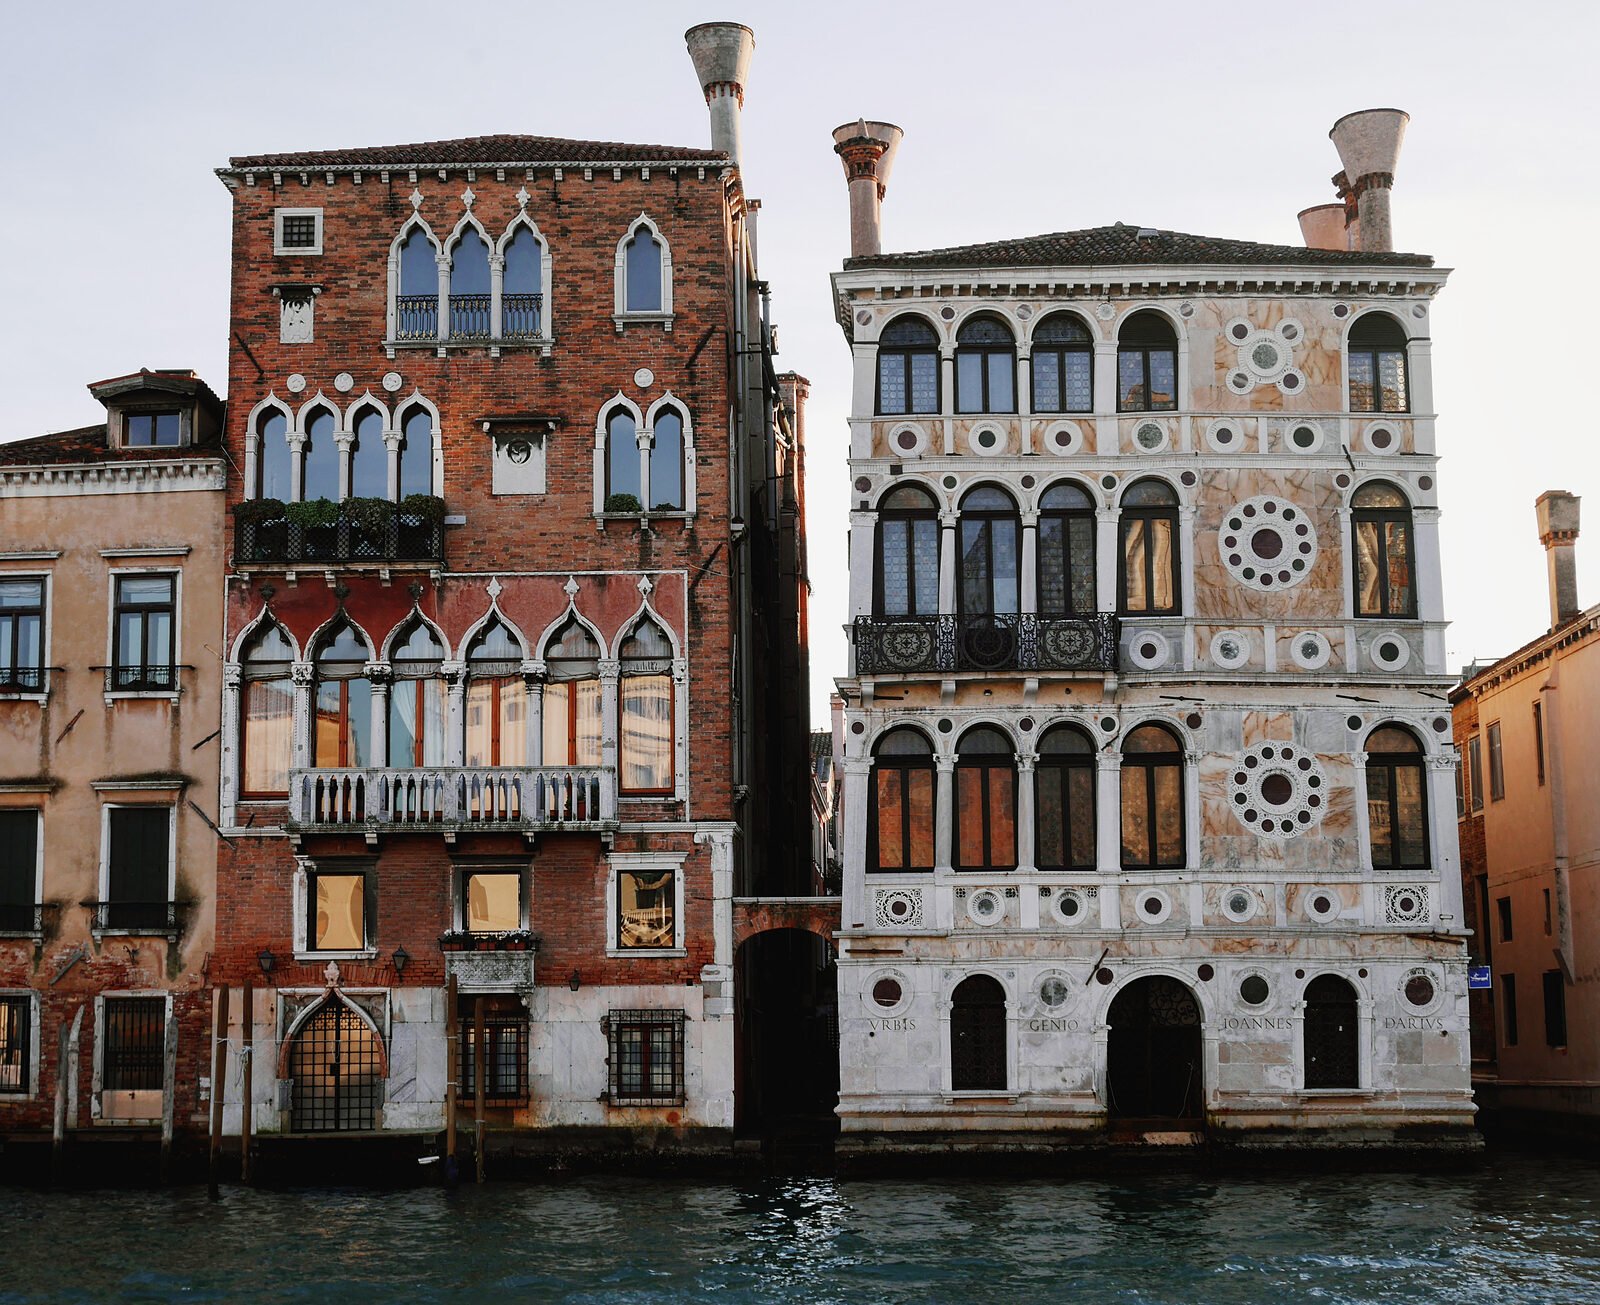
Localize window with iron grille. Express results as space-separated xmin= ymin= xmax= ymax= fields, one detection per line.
xmin=603 ymin=1009 xmax=685 ymax=1106
xmin=274 ymin=208 xmax=323 ymax=255
xmin=0 ymin=811 xmax=40 ymax=934
xmin=0 ymin=996 xmax=30 ymax=1094
xmin=102 ymin=996 xmax=164 ymax=1091
xmin=458 ymin=996 xmax=528 ymax=1105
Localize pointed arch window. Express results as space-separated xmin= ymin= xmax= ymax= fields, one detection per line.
xmin=620 ymin=619 xmax=674 ymax=793
xmin=1038 ymin=482 xmax=1096 ymax=617
xmin=396 ymin=405 xmax=434 ymax=499
xmin=387 ymin=621 xmax=446 ymax=768
xmin=1366 ymin=726 xmax=1428 ymax=869
xmin=502 ymin=225 xmax=543 ymax=339
xmin=1351 ymin=482 xmax=1415 ymax=618
xmin=876 ymin=316 xmax=940 ymax=416
xmin=958 ymin=486 xmax=1020 ymax=616
xmin=349 ymin=406 xmax=387 ymax=500
xmin=1036 ymin=725 xmax=1095 ymax=871
xmin=449 ymin=228 xmax=491 ymax=339
xmin=541 ymin=618 xmax=600 ymax=768
xmin=256 ymin=408 xmax=291 ymax=501
xmin=1121 ymin=724 xmax=1185 ymax=870
xmin=1348 ymin=313 xmax=1408 ymax=413
xmin=874 ymin=485 xmax=939 ymax=618
xmin=397 ymin=226 xmax=439 ymax=340
xmin=465 ymin=618 xmax=526 ymax=768
xmin=1303 ymin=975 xmax=1360 ymax=1088
xmin=1031 ymin=312 xmax=1094 ymax=413
xmin=1117 ymin=311 xmax=1178 ymax=413
xmin=288 ymin=999 xmax=382 ymax=1131
xmin=650 ymin=408 xmax=685 ymax=512
xmin=954 ymin=315 xmax=1016 ymax=414
xmin=302 ymin=406 xmax=339 ymax=502
xmin=605 ymin=408 xmax=642 ymax=512
xmin=869 ymin=728 xmax=935 ymax=873
xmin=1119 ymin=479 xmax=1180 ymax=615
xmin=954 ymin=726 xmax=1016 ymax=872
xmin=241 ymin=621 xmax=294 ymax=798
xmin=624 ymin=224 xmax=663 ymax=312
xmin=313 ymin=621 xmax=372 ymax=769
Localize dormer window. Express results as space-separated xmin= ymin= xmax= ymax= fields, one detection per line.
xmin=124 ymin=411 xmax=182 ymax=448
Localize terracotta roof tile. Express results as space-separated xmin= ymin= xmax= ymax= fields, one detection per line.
xmin=226 ymin=133 xmax=727 ymax=171
xmin=844 ymin=224 xmax=1433 ymax=271
xmin=0 ymin=426 xmax=223 ymax=468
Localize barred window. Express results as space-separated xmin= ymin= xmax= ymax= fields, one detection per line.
xmin=604 ymin=1008 xmax=685 ymax=1105
xmin=0 ymin=996 xmax=29 ymax=1094
xmin=459 ymin=996 xmax=529 ymax=1105
xmin=102 ymin=996 xmax=165 ymax=1091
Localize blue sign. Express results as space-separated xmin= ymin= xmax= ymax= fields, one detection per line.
xmin=1468 ymin=966 xmax=1491 ymax=990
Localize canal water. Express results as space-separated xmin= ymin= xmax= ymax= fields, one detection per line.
xmin=4 ymin=1150 xmax=1599 ymax=1303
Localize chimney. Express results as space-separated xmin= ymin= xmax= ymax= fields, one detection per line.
xmin=1328 ymin=108 xmax=1408 ymax=253
xmin=831 ymin=120 xmax=904 ymax=258
xmin=685 ymin=22 xmax=755 ymax=168
xmin=1298 ymin=203 xmax=1348 ymax=252
xmin=1536 ymin=490 xmax=1583 ymax=628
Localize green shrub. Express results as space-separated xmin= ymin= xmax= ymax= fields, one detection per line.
xmin=342 ymin=496 xmax=396 ymax=534
xmin=285 ymin=498 xmax=340 ymax=529
xmin=397 ymin=493 xmax=446 ymax=523
xmin=234 ymin=497 xmax=285 ymax=524
xmin=604 ymin=493 xmax=643 ymax=514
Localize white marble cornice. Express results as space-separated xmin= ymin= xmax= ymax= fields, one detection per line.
xmin=0 ymin=458 xmax=226 ymax=499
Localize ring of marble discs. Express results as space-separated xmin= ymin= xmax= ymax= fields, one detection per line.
xmin=1219 ymin=495 xmax=1318 ymax=592
xmin=1228 ymin=742 xmax=1328 ymax=838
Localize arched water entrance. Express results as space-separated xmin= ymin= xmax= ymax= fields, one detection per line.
xmin=288 ymin=998 xmax=384 ymax=1132
xmin=734 ymin=928 xmax=838 ymax=1144
xmin=950 ymin=974 xmax=1007 ymax=1091
xmin=1106 ymin=976 xmax=1203 ymax=1123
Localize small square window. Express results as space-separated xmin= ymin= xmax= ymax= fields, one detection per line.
xmin=308 ymin=871 xmax=367 ymax=951
xmin=274 ymin=208 xmax=324 ymax=256
xmin=124 ymin=411 xmax=182 ymax=448
xmin=463 ymin=871 xmax=521 ymax=933
xmin=618 ymin=868 xmax=676 ymax=949
xmin=603 ymin=1008 xmax=685 ymax=1106
xmin=0 ymin=996 xmax=30 ymax=1094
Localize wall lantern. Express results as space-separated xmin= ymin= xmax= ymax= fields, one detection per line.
xmin=392 ymin=945 xmax=410 ymax=976
xmin=257 ymin=948 xmax=276 ymax=976
xmin=568 ymin=969 xmax=582 ymax=992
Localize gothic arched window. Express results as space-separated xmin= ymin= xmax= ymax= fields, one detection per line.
xmin=620 ymin=619 xmax=674 ymax=793
xmin=624 ymin=224 xmax=663 ymax=313
xmin=502 ymin=225 xmax=543 ymax=338
xmin=312 ymin=620 xmax=372 ymax=769
xmin=605 ymin=408 xmax=641 ymax=511
xmin=301 ymin=406 xmax=339 ymax=503
xmin=241 ymin=621 xmax=294 ymax=798
xmin=869 ymin=728 xmax=935 ymax=873
xmin=449 ymin=228 xmax=491 ymax=338
xmin=464 ymin=618 xmax=525 ymax=768
xmin=349 ymin=406 xmax=387 ymax=501
xmin=396 ymin=406 xmax=434 ymax=500
xmin=397 ymin=226 xmax=438 ymax=339
xmin=650 ymin=408 xmax=685 ymax=512
xmin=387 ymin=620 xmax=445 ymax=768
xmin=256 ymin=408 xmax=291 ymax=501
xmin=1120 ymin=723 xmax=1184 ymax=870
xmin=542 ymin=618 xmax=601 ymax=768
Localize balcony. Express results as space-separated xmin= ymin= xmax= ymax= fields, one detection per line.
xmin=233 ymin=499 xmax=445 ymax=567
xmin=287 ymin=764 xmax=617 ymax=836
xmin=853 ymin=613 xmax=1120 ymax=675
xmin=85 ymin=900 xmax=185 ymax=939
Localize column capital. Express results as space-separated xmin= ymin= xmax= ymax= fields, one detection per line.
xmin=290 ymin=661 xmax=315 ymax=686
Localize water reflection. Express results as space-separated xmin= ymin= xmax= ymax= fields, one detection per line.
xmin=5 ymin=1152 xmax=1600 ymax=1303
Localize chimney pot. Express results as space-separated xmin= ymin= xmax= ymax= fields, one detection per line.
xmin=685 ymin=22 xmax=755 ymax=167
xmin=1536 ymin=490 xmax=1583 ymax=628
xmin=1329 ymin=108 xmax=1408 ymax=253
xmin=1298 ymin=203 xmax=1348 ymax=252
xmin=832 ymin=120 xmax=904 ymax=258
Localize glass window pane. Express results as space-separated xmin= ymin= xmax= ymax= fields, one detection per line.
xmin=625 ymin=229 xmax=662 ymax=312
xmin=145 ymin=610 xmax=172 ymax=668
xmin=389 ymin=682 xmax=419 ymax=767
xmin=398 ymin=408 xmax=434 ymax=499
xmin=961 ymin=520 xmax=990 ymax=613
xmin=118 ymin=576 xmax=172 ymax=604
xmin=1355 ymin=520 xmax=1383 ymax=616
xmin=244 ymin=678 xmax=293 ymax=794
xmin=467 ymin=873 xmax=520 ymax=932
xmin=956 ymin=353 xmax=984 ymax=413
xmin=1118 ymin=351 xmax=1146 ymax=409
xmin=989 ymin=768 xmax=1015 ymax=865
xmin=957 ymin=767 xmax=985 ymax=866
xmin=1121 ymin=766 xmax=1150 ymax=865
xmin=345 ymin=679 xmax=372 ymax=767
xmin=619 ymin=869 xmax=675 ymax=948
xmin=542 ymin=681 xmax=570 ymax=765
xmin=907 ymin=770 xmax=935 ymax=868
xmin=1149 ymin=518 xmax=1175 ymax=611
xmin=987 ymin=353 xmax=1014 ymax=412
xmin=350 ymin=411 xmax=387 ymax=499
xmin=1367 ymin=764 xmax=1394 ymax=867
xmin=1123 ymin=519 xmax=1148 ymax=611
xmin=450 ymin=230 xmax=491 ymax=295
xmin=126 ymin=414 xmax=153 ymax=446
xmin=1068 ymin=765 xmax=1096 ymax=867
xmin=1383 ymin=521 xmax=1412 ymax=614
xmin=1039 ymin=517 xmax=1065 ymax=614
xmin=116 ymin=611 xmax=143 ymax=669
xmin=575 ymin=679 xmax=602 ymax=766
xmin=1033 ymin=352 xmax=1061 ymax=412
xmin=878 ymin=355 xmax=906 ymax=414
xmin=1069 ymin=517 xmax=1095 ymax=613
xmin=504 ymin=227 xmax=541 ymax=294
xmin=1063 ymin=353 xmax=1093 ymax=411
xmin=154 ymin=412 xmax=181 ymax=446
xmin=913 ymin=520 xmax=939 ymax=613
xmin=1037 ymin=769 xmax=1064 ymax=868
xmin=608 ymin=413 xmax=640 ymax=501
xmin=621 ymin=674 xmax=672 ymax=791
xmin=463 ymin=680 xmax=493 ymax=767
xmin=315 ymin=875 xmax=364 ymax=950
xmin=302 ymin=410 xmax=339 ymax=501
xmin=992 ymin=520 xmax=1019 ymax=614
xmin=1349 ymin=352 xmax=1375 ymax=411
xmin=875 ymin=769 xmax=904 ymax=868
xmin=1379 ymin=351 xmax=1408 ymax=412
xmin=909 ymin=354 xmax=938 ymax=412
xmin=650 ymin=412 xmax=684 ymax=511
xmin=0 ymin=580 xmax=41 ymax=610
xmin=499 ymin=679 xmax=526 ymax=766
xmin=1148 ymin=351 xmax=1176 ymax=410
xmin=258 ymin=413 xmax=291 ymax=501
xmin=1396 ymin=765 xmax=1426 ymax=865
xmin=1153 ymin=764 xmax=1183 ymax=864
xmin=879 ymin=519 xmax=910 ymax=616
xmin=399 ymin=228 xmax=438 ymax=296
xmin=314 ymin=682 xmax=341 ymax=767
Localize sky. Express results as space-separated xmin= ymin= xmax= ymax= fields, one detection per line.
xmin=2 ymin=0 xmax=1596 ymax=726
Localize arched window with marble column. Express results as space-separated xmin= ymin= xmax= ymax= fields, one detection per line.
xmin=385 ymin=618 xmax=446 ymax=768
xmin=311 ymin=618 xmax=374 ymax=769
xmin=239 ymin=620 xmax=296 ymax=799
xmin=541 ymin=617 xmax=602 ymax=769
xmin=1120 ymin=723 xmax=1185 ymax=870
xmin=869 ymin=727 xmax=936 ymax=873
xmin=1036 ymin=724 xmax=1096 ymax=871
xmin=464 ymin=616 xmax=527 ymax=768
xmin=953 ymin=726 xmax=1016 ymax=872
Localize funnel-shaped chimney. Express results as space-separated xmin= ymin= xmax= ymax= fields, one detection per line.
xmin=1537 ymin=490 xmax=1583 ymax=628
xmin=685 ymin=22 xmax=755 ymax=167
xmin=1298 ymin=202 xmax=1349 ymax=251
xmin=1329 ymin=108 xmax=1408 ymax=253
xmin=832 ymin=120 xmax=904 ymax=258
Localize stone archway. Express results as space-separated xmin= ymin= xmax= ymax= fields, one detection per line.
xmin=287 ymin=997 xmax=385 ymax=1132
xmin=1106 ymin=975 xmax=1203 ymax=1123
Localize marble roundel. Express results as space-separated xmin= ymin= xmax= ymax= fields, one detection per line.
xmin=1218 ymin=496 xmax=1318 ymax=592
xmin=1228 ymin=742 xmax=1328 ymax=838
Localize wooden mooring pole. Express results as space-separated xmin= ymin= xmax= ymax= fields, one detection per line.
xmin=51 ymin=1021 xmax=68 ymax=1184
xmin=444 ymin=974 xmax=458 ymax=1183
xmin=160 ymin=1011 xmax=178 ymax=1184
xmin=208 ymin=984 xmax=229 ymax=1200
xmin=474 ymin=996 xmax=486 ymax=1184
xmin=240 ymin=982 xmax=254 ymax=1185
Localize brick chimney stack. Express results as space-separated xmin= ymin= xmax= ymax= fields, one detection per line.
xmin=1328 ymin=108 xmax=1409 ymax=253
xmin=1537 ymin=490 xmax=1583 ymax=629
xmin=685 ymin=23 xmax=755 ymax=169
xmin=831 ymin=120 xmax=904 ymax=258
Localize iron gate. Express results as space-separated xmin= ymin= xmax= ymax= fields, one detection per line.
xmin=289 ymin=999 xmax=383 ymax=1131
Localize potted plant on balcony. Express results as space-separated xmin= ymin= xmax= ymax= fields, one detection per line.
xmin=234 ymin=498 xmax=286 ymax=561
xmin=287 ymin=497 xmax=340 ymax=560
xmin=397 ymin=493 xmax=446 ymax=560
xmin=343 ymin=496 xmax=396 ymax=559
xmin=438 ymin=929 xmax=469 ymax=952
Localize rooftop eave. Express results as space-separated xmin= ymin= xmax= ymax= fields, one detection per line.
xmin=216 ymin=157 xmax=734 ymax=184
xmin=831 ymin=259 xmax=1450 ymax=293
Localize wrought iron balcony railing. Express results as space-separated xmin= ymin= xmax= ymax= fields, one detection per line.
xmin=0 ymin=666 xmax=45 ymax=692
xmin=287 ymin=764 xmax=616 ymax=834
xmin=0 ymin=902 xmax=57 ymax=936
xmin=501 ymin=293 xmax=543 ymax=338
xmin=234 ymin=510 xmax=444 ymax=566
xmin=396 ymin=294 xmax=438 ymax=340
xmin=448 ymin=293 xmax=492 ymax=339
xmin=853 ymin=613 xmax=1120 ymax=675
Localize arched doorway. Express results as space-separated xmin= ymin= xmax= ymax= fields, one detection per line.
xmin=950 ymin=974 xmax=1008 ymax=1091
xmin=288 ymin=998 xmax=384 ymax=1132
xmin=734 ymin=929 xmax=838 ymax=1142
xmin=1106 ymin=976 xmax=1203 ymax=1122
xmin=1303 ymin=975 xmax=1360 ymax=1088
